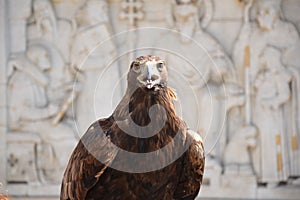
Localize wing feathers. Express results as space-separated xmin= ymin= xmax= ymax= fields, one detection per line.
xmin=174 ymin=129 xmax=205 ymax=199
xmin=60 ymin=120 xmax=118 ymax=200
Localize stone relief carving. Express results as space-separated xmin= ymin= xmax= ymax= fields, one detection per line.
xmin=3 ymin=0 xmax=300 ymax=198
xmin=71 ymin=0 xmax=111 ymax=71
xmin=233 ymin=0 xmax=300 ymax=185
xmin=7 ymin=0 xmax=78 ymax=185
xmin=7 ymin=44 xmax=77 ymax=184
xmin=8 ymin=45 xmax=54 ymax=131
xmin=7 ymin=134 xmax=41 ymax=185
xmin=71 ymin=0 xmax=122 ymax=135
xmin=224 ymin=125 xmax=257 ymax=175
xmin=153 ymin=0 xmax=243 ymax=172
xmin=253 ymin=46 xmax=292 ymax=183
xmin=28 ymin=0 xmax=75 ymax=63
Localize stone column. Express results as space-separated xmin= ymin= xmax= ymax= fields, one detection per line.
xmin=0 ymin=0 xmax=8 ymax=186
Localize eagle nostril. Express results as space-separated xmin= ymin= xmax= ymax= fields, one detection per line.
xmin=143 ymin=75 xmax=159 ymax=82
xmin=151 ymin=75 xmax=159 ymax=81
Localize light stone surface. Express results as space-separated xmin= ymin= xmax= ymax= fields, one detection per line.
xmin=282 ymin=0 xmax=300 ymax=33
xmin=1 ymin=0 xmax=300 ymax=199
xmin=257 ymin=186 xmax=300 ymax=200
xmin=0 ymin=106 xmax=6 ymax=127
xmin=8 ymin=0 xmax=32 ymax=20
xmin=0 ymin=0 xmax=8 ymax=189
xmin=206 ymin=20 xmax=243 ymax=55
xmin=212 ymin=0 xmax=244 ymax=20
xmin=7 ymin=133 xmax=41 ymax=184
xmin=9 ymin=20 xmax=27 ymax=53
xmin=0 ymin=84 xmax=6 ymax=107
xmin=201 ymin=175 xmax=257 ymax=199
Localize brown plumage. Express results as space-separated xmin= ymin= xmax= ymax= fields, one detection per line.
xmin=60 ymin=55 xmax=205 ymax=200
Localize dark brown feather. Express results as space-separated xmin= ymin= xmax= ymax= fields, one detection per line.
xmin=60 ymin=56 xmax=205 ymax=200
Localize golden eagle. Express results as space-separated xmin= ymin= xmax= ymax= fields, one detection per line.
xmin=60 ymin=55 xmax=205 ymax=200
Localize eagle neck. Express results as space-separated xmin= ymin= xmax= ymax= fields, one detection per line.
xmin=110 ymin=86 xmax=185 ymax=153
xmin=128 ymin=87 xmax=180 ymax=132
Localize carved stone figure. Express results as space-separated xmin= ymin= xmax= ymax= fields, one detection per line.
xmin=71 ymin=0 xmax=121 ymax=135
xmin=7 ymin=45 xmax=77 ymax=184
xmin=224 ymin=125 xmax=257 ymax=175
xmin=27 ymin=0 xmax=76 ymax=123
xmin=3 ymin=0 xmax=300 ymax=198
xmin=233 ymin=0 xmax=300 ymax=184
xmin=22 ymin=1 xmax=78 ymax=184
xmin=70 ymin=0 xmax=111 ymax=71
xmin=153 ymin=0 xmax=238 ymax=165
xmin=30 ymin=0 xmax=57 ymax=41
xmin=233 ymin=0 xmax=300 ymax=83
xmin=253 ymin=46 xmax=292 ymax=183
xmin=28 ymin=0 xmax=74 ymax=62
xmin=8 ymin=45 xmax=53 ymax=130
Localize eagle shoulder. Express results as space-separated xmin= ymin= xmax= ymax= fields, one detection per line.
xmin=174 ymin=129 xmax=205 ymax=199
xmin=60 ymin=120 xmax=118 ymax=200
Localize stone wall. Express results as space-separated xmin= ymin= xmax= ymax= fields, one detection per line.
xmin=0 ymin=0 xmax=8 ymax=189
xmin=1 ymin=0 xmax=300 ymax=199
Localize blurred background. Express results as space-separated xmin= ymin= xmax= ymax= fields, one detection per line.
xmin=1 ymin=0 xmax=300 ymax=199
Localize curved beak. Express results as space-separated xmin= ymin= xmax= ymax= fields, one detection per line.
xmin=138 ymin=61 xmax=161 ymax=89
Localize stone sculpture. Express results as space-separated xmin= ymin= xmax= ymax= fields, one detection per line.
xmin=71 ymin=0 xmax=121 ymax=135
xmin=7 ymin=44 xmax=77 ymax=184
xmin=2 ymin=0 xmax=300 ymax=198
xmin=6 ymin=0 xmax=80 ymax=185
xmin=154 ymin=0 xmax=241 ymax=166
xmin=253 ymin=46 xmax=292 ymax=183
xmin=233 ymin=0 xmax=300 ymax=184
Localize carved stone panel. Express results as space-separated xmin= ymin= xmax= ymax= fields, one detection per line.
xmin=1 ymin=0 xmax=300 ymax=199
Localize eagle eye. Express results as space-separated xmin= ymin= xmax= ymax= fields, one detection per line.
xmin=131 ymin=62 xmax=141 ymax=72
xmin=157 ymin=62 xmax=165 ymax=71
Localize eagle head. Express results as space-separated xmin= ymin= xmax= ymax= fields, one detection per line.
xmin=127 ymin=55 xmax=167 ymax=91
